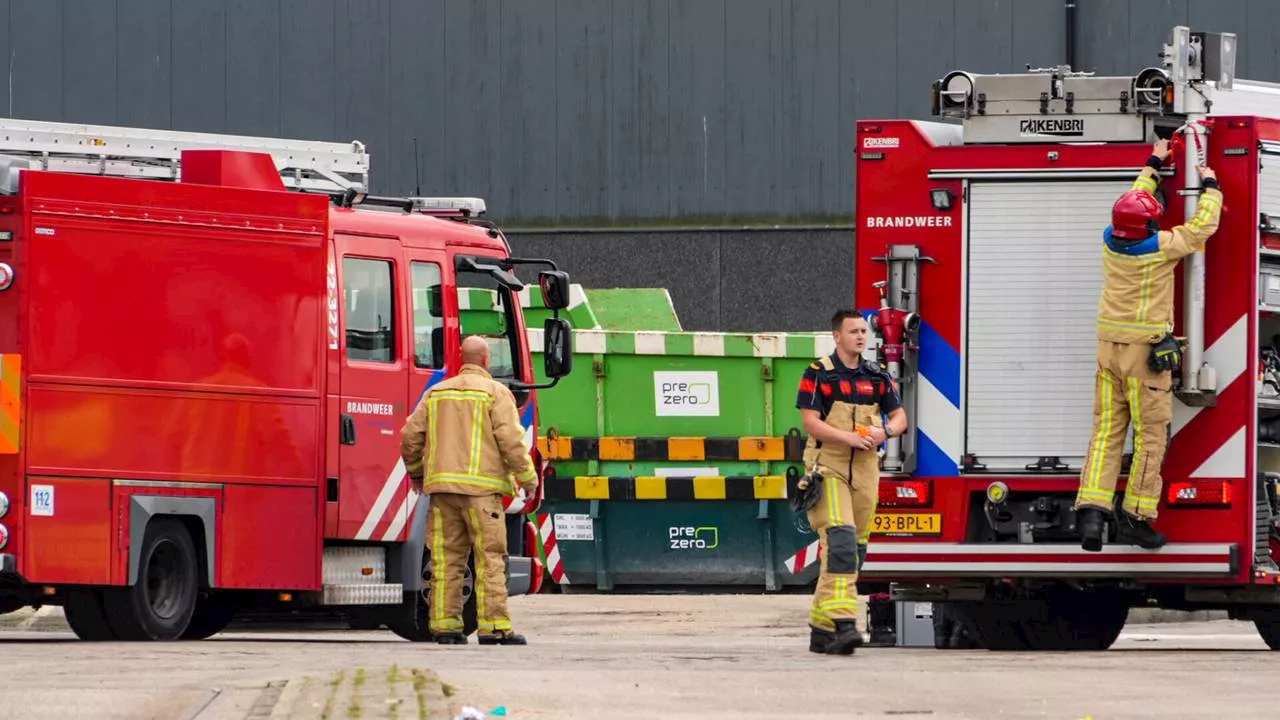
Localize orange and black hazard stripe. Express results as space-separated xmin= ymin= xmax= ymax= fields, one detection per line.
xmin=538 ymin=433 xmax=807 ymax=463
xmin=543 ymin=467 xmax=805 ymax=501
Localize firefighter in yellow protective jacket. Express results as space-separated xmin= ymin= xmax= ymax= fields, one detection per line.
xmin=1075 ymin=139 xmax=1222 ymax=552
xmin=795 ymin=311 xmax=907 ymax=655
xmin=400 ymin=335 xmax=539 ymax=645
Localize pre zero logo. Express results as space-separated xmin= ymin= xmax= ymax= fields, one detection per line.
xmin=654 ymin=371 xmax=720 ymax=417
xmin=669 ymin=526 xmax=719 ymax=550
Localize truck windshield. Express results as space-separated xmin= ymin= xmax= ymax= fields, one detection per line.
xmin=455 ymin=269 xmax=522 ymax=380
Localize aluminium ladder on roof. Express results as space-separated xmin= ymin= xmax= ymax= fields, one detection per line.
xmin=0 ymin=116 xmax=369 ymax=194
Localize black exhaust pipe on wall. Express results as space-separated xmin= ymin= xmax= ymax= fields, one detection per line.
xmin=1065 ymin=0 xmax=1077 ymax=70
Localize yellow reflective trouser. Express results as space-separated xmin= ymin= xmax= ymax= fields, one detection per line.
xmin=427 ymin=493 xmax=513 ymax=635
xmin=1074 ymin=340 xmax=1174 ymax=521
xmin=807 ymin=408 xmax=883 ymax=633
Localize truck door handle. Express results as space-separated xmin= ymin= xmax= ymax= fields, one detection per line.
xmin=341 ymin=414 xmax=356 ymax=445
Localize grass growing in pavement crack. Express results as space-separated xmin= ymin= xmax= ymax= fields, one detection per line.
xmin=387 ymin=665 xmax=402 ymax=720
xmin=321 ymin=670 xmax=345 ymax=720
xmin=411 ymin=669 xmax=430 ymax=720
xmin=347 ymin=668 xmax=366 ymax=718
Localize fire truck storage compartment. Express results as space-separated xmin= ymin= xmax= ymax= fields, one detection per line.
xmin=964 ymin=179 xmax=1134 ymax=471
xmin=1260 ymin=144 xmax=1280 ymax=227
xmin=1261 ymin=266 xmax=1280 ymax=308
xmin=1260 ymin=147 xmax=1280 ymax=459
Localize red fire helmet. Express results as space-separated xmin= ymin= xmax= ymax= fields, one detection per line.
xmin=1110 ymin=190 xmax=1162 ymax=239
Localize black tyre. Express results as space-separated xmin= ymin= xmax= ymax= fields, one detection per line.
xmin=1019 ymin=587 xmax=1129 ymax=651
xmin=961 ymin=587 xmax=1129 ymax=651
xmin=181 ymin=592 xmax=235 ymax=640
xmin=957 ymin=599 xmax=1031 ymax=650
xmin=1252 ymin=608 xmax=1280 ymax=650
xmin=103 ymin=519 xmax=199 ymax=641
xmin=389 ymin=551 xmax=478 ymax=641
xmin=63 ymin=589 xmax=117 ymax=641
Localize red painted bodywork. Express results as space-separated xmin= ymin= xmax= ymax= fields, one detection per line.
xmin=0 ymin=150 xmax=546 ymax=592
xmin=855 ymin=117 xmax=1269 ymax=588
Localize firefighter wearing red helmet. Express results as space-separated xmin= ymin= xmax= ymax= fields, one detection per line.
xmin=1075 ymin=138 xmax=1222 ymax=552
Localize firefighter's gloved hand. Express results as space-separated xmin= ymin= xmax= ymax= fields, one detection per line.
xmin=410 ymin=475 xmax=424 ymax=495
xmin=1149 ymin=333 xmax=1182 ymax=373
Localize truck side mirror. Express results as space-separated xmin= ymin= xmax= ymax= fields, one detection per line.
xmin=543 ymin=317 xmax=573 ymax=378
xmin=538 ymin=270 xmax=571 ymax=311
xmin=426 ymin=286 xmax=442 ymax=318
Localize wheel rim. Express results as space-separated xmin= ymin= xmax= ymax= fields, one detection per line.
xmin=145 ymin=539 xmax=189 ymax=621
xmin=421 ymin=559 xmax=475 ymax=609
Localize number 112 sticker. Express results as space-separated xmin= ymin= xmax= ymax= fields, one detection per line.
xmin=30 ymin=485 xmax=53 ymax=517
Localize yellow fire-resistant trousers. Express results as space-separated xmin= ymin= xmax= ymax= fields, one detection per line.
xmin=1075 ymin=340 xmax=1174 ymax=521
xmin=807 ymin=464 xmax=881 ymax=632
xmin=427 ymin=493 xmax=512 ymax=637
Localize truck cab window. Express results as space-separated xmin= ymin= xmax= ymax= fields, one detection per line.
xmin=456 ymin=269 xmax=519 ymax=380
xmin=343 ymin=257 xmax=396 ymax=363
xmin=410 ymin=261 xmax=445 ymax=370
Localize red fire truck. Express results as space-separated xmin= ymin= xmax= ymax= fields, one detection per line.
xmin=0 ymin=119 xmax=573 ymax=640
xmin=855 ymin=26 xmax=1280 ymax=649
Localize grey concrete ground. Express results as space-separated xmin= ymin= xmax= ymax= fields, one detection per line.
xmin=0 ymin=595 xmax=1268 ymax=720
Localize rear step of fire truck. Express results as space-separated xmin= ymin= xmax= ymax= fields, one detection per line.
xmin=0 ymin=118 xmax=482 ymax=614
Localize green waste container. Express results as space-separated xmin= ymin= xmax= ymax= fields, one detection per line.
xmin=523 ymin=286 xmax=835 ymax=591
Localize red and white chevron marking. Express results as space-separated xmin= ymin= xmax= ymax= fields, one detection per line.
xmin=355 ymin=422 xmax=541 ymax=541
xmin=1169 ymin=315 xmax=1248 ymax=478
xmin=784 ymin=539 xmax=821 ymax=574
xmin=356 ymin=458 xmax=413 ymax=542
xmin=537 ymin=513 xmax=568 ymax=584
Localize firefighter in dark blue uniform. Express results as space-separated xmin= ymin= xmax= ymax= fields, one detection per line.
xmin=796 ymin=310 xmax=908 ymax=655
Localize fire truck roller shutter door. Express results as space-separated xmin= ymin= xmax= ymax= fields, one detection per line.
xmin=964 ymin=179 xmax=1135 ymax=470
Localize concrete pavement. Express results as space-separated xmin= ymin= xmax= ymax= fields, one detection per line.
xmin=0 ymin=595 xmax=1268 ymax=719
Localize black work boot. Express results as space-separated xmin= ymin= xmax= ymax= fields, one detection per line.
xmin=1078 ymin=507 xmax=1106 ymax=552
xmin=478 ymin=630 xmax=528 ymax=646
xmin=809 ymin=626 xmax=836 ymax=654
xmin=1115 ymin=510 xmax=1166 ymax=549
xmin=867 ymin=594 xmax=896 ymax=646
xmin=434 ymin=632 xmax=467 ymax=645
xmin=829 ymin=620 xmax=864 ymax=655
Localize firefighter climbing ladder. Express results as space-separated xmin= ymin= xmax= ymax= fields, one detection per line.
xmin=930 ymin=26 xmax=1256 ymax=409
xmin=0 ymin=116 xmax=370 ymax=194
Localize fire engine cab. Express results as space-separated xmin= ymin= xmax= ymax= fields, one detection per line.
xmin=856 ymin=26 xmax=1280 ymax=650
xmin=0 ymin=118 xmax=574 ymax=640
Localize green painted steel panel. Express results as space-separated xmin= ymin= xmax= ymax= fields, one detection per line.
xmin=543 ymin=500 xmax=821 ymax=590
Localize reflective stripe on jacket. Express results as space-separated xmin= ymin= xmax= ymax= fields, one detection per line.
xmin=400 ymin=364 xmax=539 ymax=497
xmin=1096 ymin=166 xmax=1223 ymax=345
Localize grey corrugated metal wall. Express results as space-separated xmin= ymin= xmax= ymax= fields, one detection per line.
xmin=0 ymin=0 xmax=1276 ymax=330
